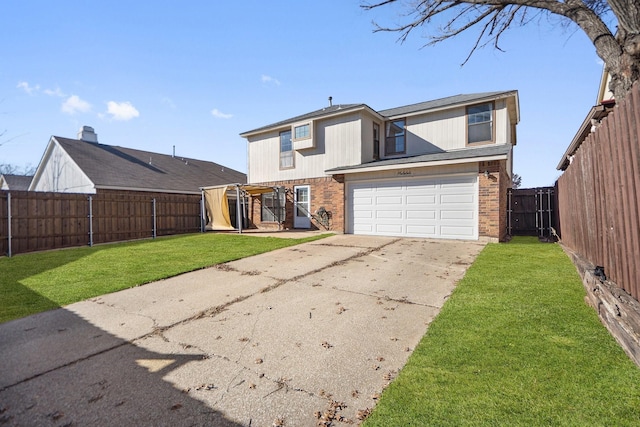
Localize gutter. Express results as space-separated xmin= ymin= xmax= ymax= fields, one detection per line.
xmin=326 ymin=153 xmax=509 ymax=175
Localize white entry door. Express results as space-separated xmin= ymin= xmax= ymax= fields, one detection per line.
xmin=293 ymin=185 xmax=311 ymax=228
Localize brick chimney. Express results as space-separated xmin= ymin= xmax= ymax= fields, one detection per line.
xmin=78 ymin=126 xmax=98 ymax=143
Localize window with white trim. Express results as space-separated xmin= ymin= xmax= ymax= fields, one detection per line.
xmin=279 ymin=129 xmax=293 ymax=168
xmin=385 ymin=119 xmax=405 ymax=155
xmin=467 ymin=103 xmax=493 ymax=144
xmin=294 ymin=123 xmax=310 ymax=140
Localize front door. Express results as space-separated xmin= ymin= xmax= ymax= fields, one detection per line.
xmin=293 ymin=185 xmax=311 ymax=229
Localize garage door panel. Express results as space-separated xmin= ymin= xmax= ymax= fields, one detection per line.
xmin=353 ymin=210 xmax=373 ymax=219
xmin=441 ymin=194 xmax=474 ymax=204
xmin=441 ymin=209 xmax=474 ymax=220
xmin=375 ymin=183 xmax=403 ymax=193
xmin=376 ymin=224 xmax=404 ymax=233
xmin=406 ymin=209 xmax=436 ymax=220
xmin=376 ymin=195 xmax=403 ymax=205
xmin=406 ymin=195 xmax=436 ymax=205
xmin=406 ymin=183 xmax=437 ymax=192
xmin=376 ymin=210 xmax=403 ymax=219
xmin=348 ymin=174 xmax=477 ymax=240
xmin=407 ymin=225 xmax=437 ymax=235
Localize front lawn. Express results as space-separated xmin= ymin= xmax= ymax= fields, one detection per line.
xmin=0 ymin=233 xmax=328 ymax=323
xmin=364 ymin=237 xmax=640 ymax=426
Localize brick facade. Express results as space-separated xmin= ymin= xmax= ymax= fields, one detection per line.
xmin=248 ymin=176 xmax=345 ymax=232
xmin=478 ymin=160 xmax=509 ymax=241
xmin=250 ymin=164 xmax=509 ymax=240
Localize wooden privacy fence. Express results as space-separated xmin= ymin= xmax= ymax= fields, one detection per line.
xmin=0 ymin=190 xmax=203 ymax=256
xmin=556 ymin=82 xmax=640 ymax=302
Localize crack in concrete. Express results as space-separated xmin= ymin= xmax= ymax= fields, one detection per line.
xmin=329 ymin=286 xmax=444 ymax=310
xmin=2 ymin=238 xmax=401 ymax=396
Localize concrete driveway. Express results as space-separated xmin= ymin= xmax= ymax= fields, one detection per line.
xmin=0 ymin=235 xmax=485 ymax=426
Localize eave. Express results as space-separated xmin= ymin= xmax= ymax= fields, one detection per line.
xmin=556 ymin=102 xmax=615 ymax=171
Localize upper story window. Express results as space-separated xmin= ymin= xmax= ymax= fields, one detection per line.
xmin=373 ymin=123 xmax=380 ymax=160
xmin=280 ymin=130 xmax=294 ymax=169
xmin=467 ymin=103 xmax=494 ymax=144
xmin=385 ymin=119 xmax=405 ymax=155
xmin=294 ymin=123 xmax=310 ymax=140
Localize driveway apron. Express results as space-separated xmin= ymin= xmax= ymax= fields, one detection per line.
xmin=0 ymin=235 xmax=485 ymax=426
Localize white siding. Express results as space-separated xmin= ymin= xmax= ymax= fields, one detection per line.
xmin=404 ymin=107 xmax=466 ymax=155
xmin=494 ymin=99 xmax=510 ymax=146
xmin=30 ymin=141 xmax=95 ymax=193
xmin=248 ymin=112 xmax=364 ymax=183
xmin=392 ymin=101 xmax=511 ymax=159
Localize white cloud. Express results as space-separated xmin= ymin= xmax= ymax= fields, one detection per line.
xmin=44 ymin=87 xmax=66 ymax=97
xmin=211 ymin=108 xmax=233 ymax=119
xmin=261 ymin=74 xmax=281 ymax=86
xmin=17 ymin=81 xmax=40 ymax=95
xmin=62 ymin=95 xmax=92 ymax=114
xmin=106 ymin=101 xmax=140 ymax=121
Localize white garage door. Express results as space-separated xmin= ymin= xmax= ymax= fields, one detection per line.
xmin=347 ymin=174 xmax=478 ymax=239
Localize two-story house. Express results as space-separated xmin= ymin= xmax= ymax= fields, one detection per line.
xmin=240 ymin=91 xmax=519 ymax=241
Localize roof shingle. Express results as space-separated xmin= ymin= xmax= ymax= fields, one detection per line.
xmin=54 ymin=137 xmax=246 ymax=194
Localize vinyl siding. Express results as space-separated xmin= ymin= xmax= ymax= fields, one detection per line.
xmin=393 ymin=100 xmax=511 ymax=158
xmin=30 ymin=141 xmax=95 ymax=193
xmin=248 ymin=112 xmax=364 ymax=183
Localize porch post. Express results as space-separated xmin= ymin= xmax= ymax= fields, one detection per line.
xmin=236 ymin=185 xmax=242 ymax=234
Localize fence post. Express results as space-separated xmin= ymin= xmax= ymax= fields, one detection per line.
xmin=152 ymin=198 xmax=157 ymax=238
xmin=507 ymin=188 xmax=512 ymax=236
xmin=547 ymin=189 xmax=553 ymax=237
xmin=88 ymin=195 xmax=93 ymax=247
xmin=200 ymin=191 xmax=205 ymax=233
xmin=7 ymin=192 xmax=12 ymax=258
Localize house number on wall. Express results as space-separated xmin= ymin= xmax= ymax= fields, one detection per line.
xmin=397 ymin=170 xmax=412 ymax=176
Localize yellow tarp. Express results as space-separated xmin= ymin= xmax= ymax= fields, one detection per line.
xmin=204 ymin=186 xmax=234 ymax=230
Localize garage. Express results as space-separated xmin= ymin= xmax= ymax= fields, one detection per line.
xmin=347 ymin=174 xmax=478 ymax=239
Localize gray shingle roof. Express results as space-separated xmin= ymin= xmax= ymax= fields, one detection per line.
xmin=54 ymin=137 xmax=246 ymax=194
xmin=1 ymin=174 xmax=33 ymax=190
xmin=240 ymin=104 xmax=367 ymax=136
xmin=241 ymin=91 xmax=517 ymax=137
xmin=326 ymin=144 xmax=512 ymax=173
xmin=378 ymin=91 xmax=517 ymax=117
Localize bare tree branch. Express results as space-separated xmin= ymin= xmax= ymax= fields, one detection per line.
xmin=362 ymin=0 xmax=640 ymax=99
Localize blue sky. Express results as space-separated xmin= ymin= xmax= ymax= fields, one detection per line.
xmin=1 ymin=1 xmax=607 ymax=187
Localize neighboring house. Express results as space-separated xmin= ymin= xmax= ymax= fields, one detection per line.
xmin=241 ymin=91 xmax=519 ymax=241
xmin=29 ymin=126 xmax=246 ymax=194
xmin=0 ymin=174 xmax=33 ymax=190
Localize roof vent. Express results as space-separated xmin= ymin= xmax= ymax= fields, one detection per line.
xmin=328 ymin=96 xmax=333 ymax=107
xmin=78 ymin=126 xmax=98 ymax=143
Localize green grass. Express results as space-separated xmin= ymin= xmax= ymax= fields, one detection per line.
xmin=0 ymin=233 xmax=328 ymax=323
xmin=364 ymin=236 xmax=640 ymax=426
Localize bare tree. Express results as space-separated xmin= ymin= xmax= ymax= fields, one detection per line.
xmin=512 ymin=173 xmax=522 ymax=189
xmin=0 ymin=163 xmax=36 ymax=176
xmin=363 ymin=0 xmax=640 ymax=100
